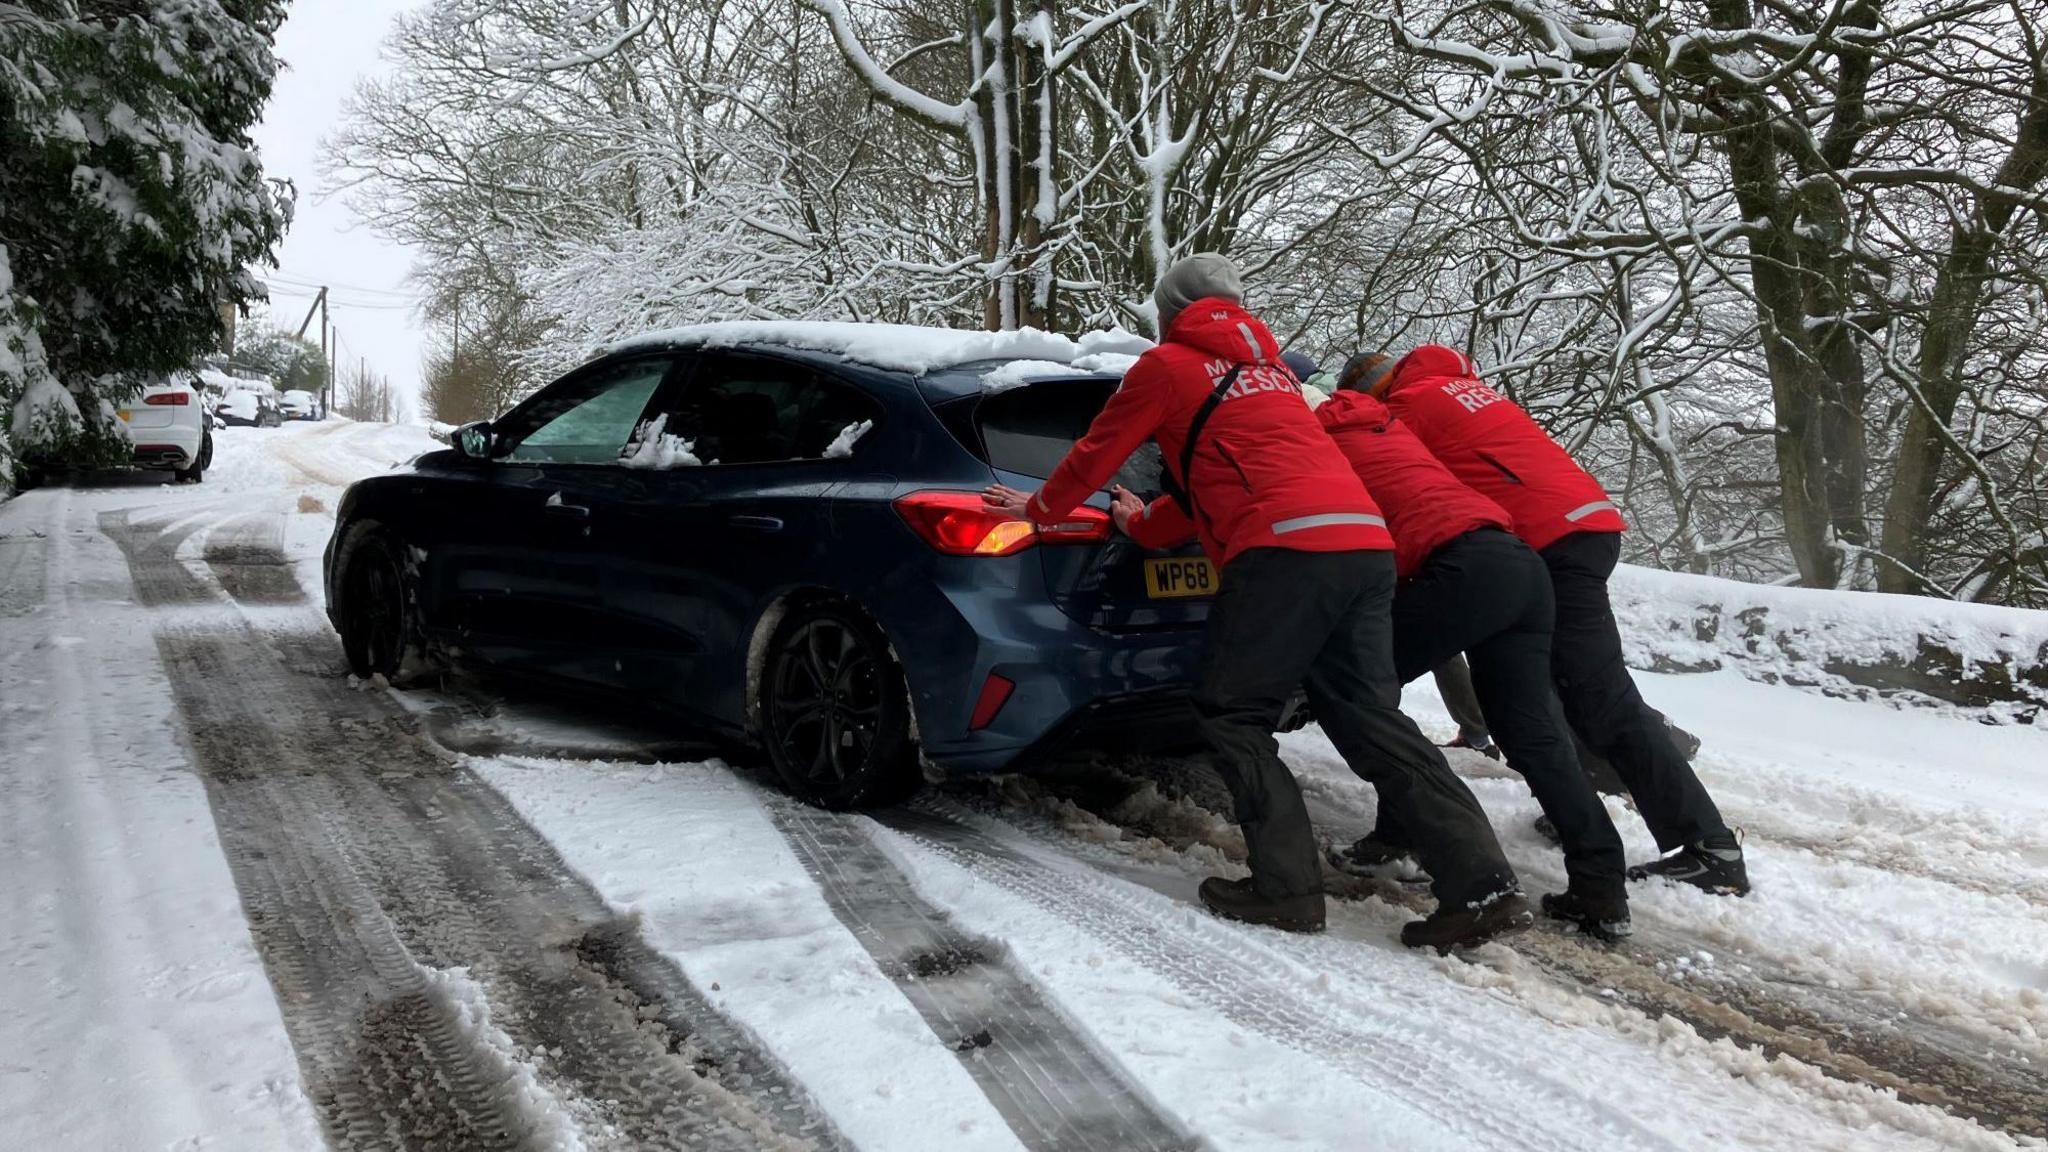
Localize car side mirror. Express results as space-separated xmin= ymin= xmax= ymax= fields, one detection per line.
xmin=454 ymin=421 xmax=495 ymax=460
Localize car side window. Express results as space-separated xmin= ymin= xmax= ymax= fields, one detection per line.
xmin=500 ymin=357 xmax=673 ymax=464
xmin=663 ymin=353 xmax=880 ymax=466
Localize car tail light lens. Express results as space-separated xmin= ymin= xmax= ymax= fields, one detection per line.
xmin=894 ymin=491 xmax=1037 ymax=556
xmin=893 ymin=491 xmax=1112 ymax=556
xmin=968 ymin=672 xmax=1015 ymax=730
xmin=145 ymin=392 xmax=190 ymax=406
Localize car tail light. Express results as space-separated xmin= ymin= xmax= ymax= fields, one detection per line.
xmin=969 ymin=672 xmax=1015 ymax=730
xmin=893 ymin=491 xmax=1112 ymax=556
xmin=145 ymin=392 xmax=190 ymax=406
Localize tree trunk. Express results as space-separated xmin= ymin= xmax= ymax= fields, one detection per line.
xmin=1877 ymin=68 xmax=2048 ymax=592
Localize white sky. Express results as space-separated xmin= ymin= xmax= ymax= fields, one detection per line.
xmin=250 ymin=1 xmax=426 ymax=407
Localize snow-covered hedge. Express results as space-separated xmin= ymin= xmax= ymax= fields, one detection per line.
xmin=1613 ymin=565 xmax=2048 ymax=715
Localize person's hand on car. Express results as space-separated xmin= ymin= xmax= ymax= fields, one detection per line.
xmin=982 ymin=484 xmax=1034 ymax=518
xmin=1109 ymin=485 xmax=1145 ymax=535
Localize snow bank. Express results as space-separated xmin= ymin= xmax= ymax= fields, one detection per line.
xmin=1611 ymin=564 xmax=2048 ymax=712
xmin=610 ymin=320 xmax=1154 ymax=375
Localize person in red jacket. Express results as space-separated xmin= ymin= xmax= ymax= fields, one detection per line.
xmin=1314 ymin=385 xmax=1630 ymax=937
xmin=983 ymin=255 xmax=1528 ymax=949
xmin=1352 ymin=347 xmax=1747 ymax=895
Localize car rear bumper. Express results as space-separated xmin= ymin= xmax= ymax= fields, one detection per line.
xmin=130 ymin=432 xmax=201 ymax=468
xmin=871 ymin=559 xmax=1209 ymax=775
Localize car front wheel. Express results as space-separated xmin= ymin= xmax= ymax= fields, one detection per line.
xmin=338 ymin=530 xmax=424 ymax=682
xmin=761 ymin=604 xmax=918 ymax=809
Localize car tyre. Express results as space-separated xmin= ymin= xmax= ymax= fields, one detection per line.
xmin=174 ymin=433 xmax=212 ymax=483
xmin=760 ymin=603 xmax=918 ymax=809
xmin=337 ymin=528 xmax=425 ymax=683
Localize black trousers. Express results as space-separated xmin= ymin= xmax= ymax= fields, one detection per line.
xmin=1384 ymin=530 xmax=1627 ymax=900
xmin=1543 ymin=531 xmax=1730 ymax=850
xmin=1194 ymin=547 xmax=1515 ymax=908
xmin=1432 ymin=655 xmax=1701 ymax=795
xmin=1431 ymin=657 xmax=1492 ymax=745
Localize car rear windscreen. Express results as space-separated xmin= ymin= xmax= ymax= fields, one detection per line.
xmin=977 ymin=381 xmax=1162 ymax=492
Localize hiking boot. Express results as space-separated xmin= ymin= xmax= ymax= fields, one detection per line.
xmin=1533 ymin=813 xmax=1561 ymax=845
xmin=1540 ymin=890 xmax=1632 ymax=942
xmin=1400 ymin=891 xmax=1534 ymax=952
xmin=1199 ymin=876 xmax=1326 ymax=933
xmin=1627 ymin=833 xmax=1749 ymax=896
xmin=1340 ymin=831 xmax=1413 ymax=869
xmin=1445 ymin=733 xmax=1503 ymax=761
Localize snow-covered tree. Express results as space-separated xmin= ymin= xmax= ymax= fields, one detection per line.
xmin=1366 ymin=0 xmax=2048 ymax=598
xmin=330 ymin=0 xmax=2048 ymax=604
xmin=0 ymin=1 xmax=292 ymax=488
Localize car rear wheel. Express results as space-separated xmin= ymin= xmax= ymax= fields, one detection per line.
xmin=761 ymin=605 xmax=918 ymax=809
xmin=174 ymin=433 xmax=211 ymax=483
xmin=338 ymin=531 xmax=422 ymax=682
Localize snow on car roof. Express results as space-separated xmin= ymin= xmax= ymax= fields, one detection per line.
xmin=197 ymin=367 xmax=274 ymax=393
xmin=609 ymin=321 xmax=1153 ymax=376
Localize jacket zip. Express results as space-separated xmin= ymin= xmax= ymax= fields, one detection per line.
xmin=1214 ymin=441 xmax=1254 ymax=494
xmin=1477 ymin=449 xmax=1524 ymax=486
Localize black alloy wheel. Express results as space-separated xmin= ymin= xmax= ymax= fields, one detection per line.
xmin=762 ymin=606 xmax=916 ymax=809
xmin=339 ymin=533 xmax=419 ymax=682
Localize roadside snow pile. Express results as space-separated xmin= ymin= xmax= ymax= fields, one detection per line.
xmin=621 ymin=415 xmax=701 ymax=468
xmin=1612 ymin=564 xmax=2048 ymax=712
xmin=822 ymin=419 xmax=871 ymax=458
xmin=611 ymin=321 xmax=1153 ymax=376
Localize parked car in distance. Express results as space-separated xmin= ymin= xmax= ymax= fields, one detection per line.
xmin=280 ymin=389 xmax=319 ymax=421
xmin=117 ymin=377 xmax=212 ymax=482
xmin=323 ymin=323 xmax=1276 ymax=809
xmin=218 ymin=387 xmax=284 ymax=427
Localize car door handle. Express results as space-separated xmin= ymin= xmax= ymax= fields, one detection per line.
xmin=729 ymin=515 xmax=783 ymax=532
xmin=545 ymin=502 xmax=591 ymax=519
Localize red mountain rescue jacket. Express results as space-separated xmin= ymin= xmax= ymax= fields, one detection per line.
xmin=1314 ymin=391 xmax=1514 ymax=578
xmin=1378 ymin=346 xmax=1626 ymax=552
xmin=1027 ymin=298 xmax=1391 ymax=566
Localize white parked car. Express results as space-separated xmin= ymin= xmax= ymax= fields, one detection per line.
xmin=280 ymin=389 xmax=318 ymax=420
xmin=117 ymin=378 xmax=213 ymax=482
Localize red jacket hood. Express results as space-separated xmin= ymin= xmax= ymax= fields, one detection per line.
xmin=1164 ymin=296 xmax=1287 ymax=364
xmin=1314 ymin=390 xmax=1393 ymax=434
xmin=1386 ymin=345 xmax=1479 ymax=394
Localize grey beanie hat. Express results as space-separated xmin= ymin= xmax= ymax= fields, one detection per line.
xmin=1153 ymin=253 xmax=1244 ymax=338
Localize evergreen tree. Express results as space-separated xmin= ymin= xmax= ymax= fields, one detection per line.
xmin=0 ymin=1 xmax=292 ymax=488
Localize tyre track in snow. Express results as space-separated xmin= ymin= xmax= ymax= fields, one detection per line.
xmin=874 ymin=800 xmax=1684 ymax=1152
xmin=764 ymin=796 xmax=1197 ymax=1152
xmin=105 ymin=510 xmax=849 ymax=1152
xmin=979 ymin=761 xmax=2048 ymax=1142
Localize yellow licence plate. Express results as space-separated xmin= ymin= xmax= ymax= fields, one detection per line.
xmin=1144 ymin=556 xmax=1216 ymax=599
xmin=116 ymin=409 xmax=131 ymax=421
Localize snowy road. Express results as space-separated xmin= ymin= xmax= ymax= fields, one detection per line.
xmin=2 ymin=422 xmax=2044 ymax=1151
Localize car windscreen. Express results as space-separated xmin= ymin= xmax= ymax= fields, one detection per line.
xmin=976 ymin=380 xmax=1162 ymax=493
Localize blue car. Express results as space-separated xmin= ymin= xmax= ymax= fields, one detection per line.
xmin=323 ymin=327 xmax=1235 ymax=807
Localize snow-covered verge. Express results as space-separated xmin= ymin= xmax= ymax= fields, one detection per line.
xmin=0 ymin=489 xmax=322 ymax=1150
xmin=1611 ymin=564 xmax=2048 ymax=712
xmin=0 ymin=421 xmax=443 ymax=1150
